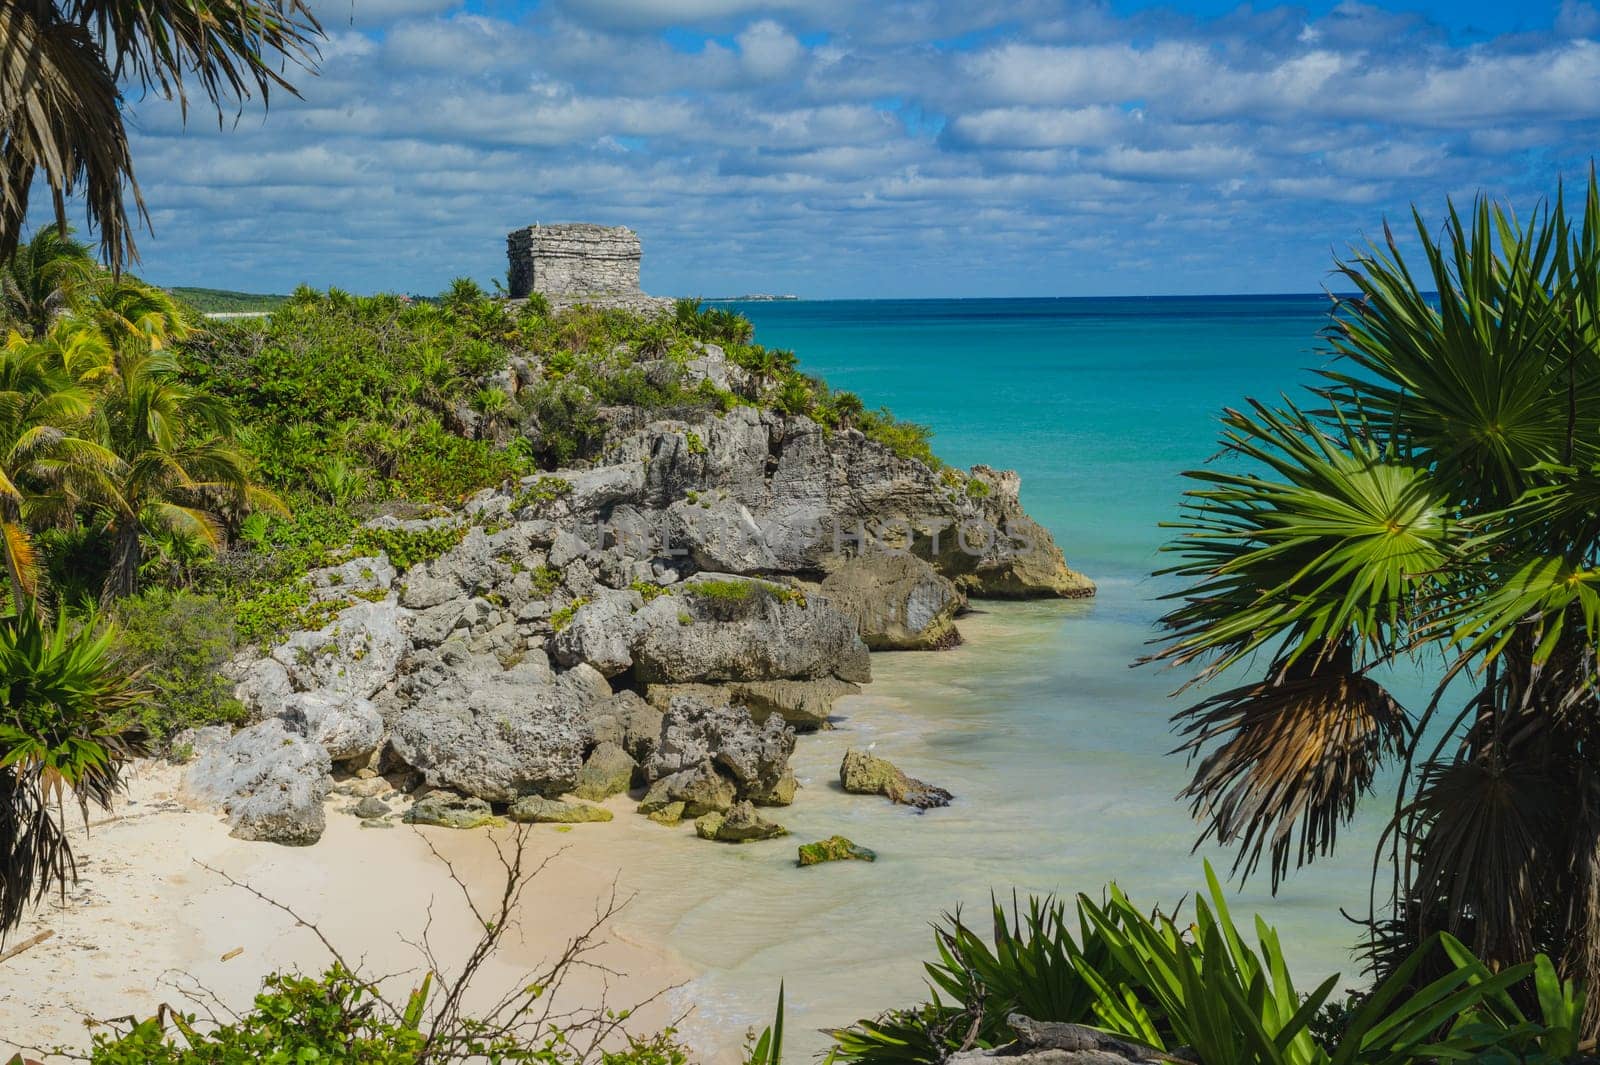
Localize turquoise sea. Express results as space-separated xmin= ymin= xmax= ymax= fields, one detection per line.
xmin=588 ymin=297 xmax=1423 ymax=1058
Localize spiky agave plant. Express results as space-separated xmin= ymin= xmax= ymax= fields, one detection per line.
xmin=0 ymin=606 xmax=146 ymax=934
xmin=1149 ymin=176 xmax=1600 ymax=1028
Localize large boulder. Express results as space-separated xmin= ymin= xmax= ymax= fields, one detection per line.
xmin=271 ymin=599 xmax=408 ymax=699
xmin=819 ymin=553 xmax=964 ymax=650
xmin=644 ymin=695 xmax=796 ymax=805
xmin=508 ymin=796 xmax=614 ymax=823
xmin=666 ymin=496 xmax=780 ymax=574
xmin=840 ymin=748 xmax=953 ymax=810
xmin=586 ymin=690 xmax=665 ymax=764
xmin=797 ymin=836 xmax=876 ymax=866
xmin=184 ymin=719 xmax=331 ymax=846
xmin=550 ymin=590 xmax=641 ymax=676
xmin=631 ymin=576 xmax=869 ymax=684
xmin=385 ymin=660 xmax=604 ymax=803
xmin=277 ymin=690 xmax=384 ymax=762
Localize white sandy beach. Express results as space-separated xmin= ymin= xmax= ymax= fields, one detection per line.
xmin=0 ymin=761 xmax=695 ymax=1062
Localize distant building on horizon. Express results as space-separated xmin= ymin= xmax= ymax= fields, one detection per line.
xmin=505 ymin=222 xmax=672 ymax=314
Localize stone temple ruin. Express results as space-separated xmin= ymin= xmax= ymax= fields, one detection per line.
xmin=506 ymin=223 xmax=673 ymax=314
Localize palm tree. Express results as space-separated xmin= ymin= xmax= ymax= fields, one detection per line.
xmin=1148 ymin=179 xmax=1600 ymax=1025
xmin=0 ymin=606 xmax=144 ymax=934
xmin=1 ymin=0 xmax=321 ymax=269
xmin=0 ymin=225 xmax=98 ymax=336
xmin=88 ymin=347 xmax=275 ymax=600
xmin=0 ymin=342 xmax=111 ymax=608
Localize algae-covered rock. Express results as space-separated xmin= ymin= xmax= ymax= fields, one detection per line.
xmin=694 ymin=801 xmax=787 ymax=842
xmin=404 ymin=791 xmax=501 ymax=829
xmin=645 ymin=800 xmax=687 ymax=825
xmin=797 ymin=835 xmax=876 ymax=866
xmin=840 ymin=748 xmax=952 ymax=810
xmin=508 ymin=795 xmax=614 ymax=823
xmin=574 ymin=741 xmax=636 ymax=800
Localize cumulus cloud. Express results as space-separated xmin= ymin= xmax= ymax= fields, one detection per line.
xmin=71 ymin=0 xmax=1600 ymax=298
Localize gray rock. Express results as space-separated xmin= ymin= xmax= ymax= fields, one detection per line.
xmin=666 ymin=497 xmax=779 ymax=574
xmin=819 ymin=553 xmax=964 ymax=650
xmin=404 ymin=791 xmax=499 ymax=829
xmin=308 ymin=555 xmax=396 ymax=601
xmin=385 ymin=661 xmax=602 ymax=803
xmin=550 ymin=591 xmax=640 ymax=676
xmin=631 ymin=576 xmax=870 ymax=684
xmin=586 ymin=690 xmax=665 ymax=764
xmin=637 ymin=760 xmax=736 ymax=817
xmin=272 ymin=599 xmax=408 ymax=699
xmin=644 ymin=695 xmax=796 ymax=805
xmin=184 ymin=719 xmax=332 ymax=846
xmin=574 ymin=741 xmax=636 ymax=800
xmin=235 ymin=658 xmax=294 ymax=717
xmin=277 ymin=690 xmax=384 ymax=762
xmin=353 ymin=796 xmax=390 ymax=819
xmin=508 ymin=796 xmax=614 ymax=823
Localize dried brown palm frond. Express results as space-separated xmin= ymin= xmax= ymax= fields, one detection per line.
xmin=0 ymin=0 xmax=140 ymax=267
xmin=1175 ymin=659 xmax=1409 ymax=890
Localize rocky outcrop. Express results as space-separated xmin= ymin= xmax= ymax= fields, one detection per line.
xmin=638 ymin=761 xmax=736 ymax=818
xmin=840 ymin=748 xmax=953 ymax=810
xmin=818 ymin=553 xmax=964 ymax=650
xmin=574 ymin=741 xmax=636 ymax=800
xmin=384 ymin=658 xmax=605 ymax=803
xmin=644 ymin=695 xmax=797 ymax=806
xmin=183 ymin=721 xmax=331 ymax=845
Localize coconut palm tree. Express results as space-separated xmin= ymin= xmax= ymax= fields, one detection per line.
xmin=88 ymin=347 xmax=275 ymax=600
xmin=0 ymin=342 xmax=111 ymax=608
xmin=0 ymin=606 xmax=144 ymax=934
xmin=1148 ymin=179 xmax=1600 ymax=1026
xmin=1 ymin=0 xmax=321 ymax=269
xmin=0 ymin=225 xmax=97 ymax=336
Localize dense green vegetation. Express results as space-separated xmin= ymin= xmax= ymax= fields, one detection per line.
xmin=829 ymin=864 xmax=1585 ymax=1065
xmin=167 ymin=287 xmax=290 ymax=314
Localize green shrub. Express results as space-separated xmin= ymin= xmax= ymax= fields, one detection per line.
xmin=108 ymin=589 xmax=245 ymax=743
xmin=550 ymin=597 xmax=589 ymax=632
xmin=351 ymin=523 xmax=466 ymax=572
xmin=858 ymin=408 xmax=941 ymax=469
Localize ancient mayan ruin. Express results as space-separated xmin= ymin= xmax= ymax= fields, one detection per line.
xmin=506 ymin=223 xmax=673 ymax=313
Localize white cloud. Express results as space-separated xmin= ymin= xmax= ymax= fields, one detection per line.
xmin=737 ymin=19 xmax=803 ymax=78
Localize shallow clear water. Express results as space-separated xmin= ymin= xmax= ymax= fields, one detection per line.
xmin=599 ymin=297 xmax=1424 ymax=1056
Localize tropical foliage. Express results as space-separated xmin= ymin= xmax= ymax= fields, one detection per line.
xmin=830 ymin=864 xmax=1585 ymax=1065
xmin=1148 ymin=177 xmax=1600 ymax=1028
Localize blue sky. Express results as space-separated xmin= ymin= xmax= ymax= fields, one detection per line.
xmin=91 ymin=0 xmax=1600 ymax=297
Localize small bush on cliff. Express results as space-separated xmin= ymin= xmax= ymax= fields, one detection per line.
xmin=107 ymin=589 xmax=246 ymax=744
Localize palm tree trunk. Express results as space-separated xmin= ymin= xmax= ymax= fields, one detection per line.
xmin=103 ymin=519 xmax=143 ymax=602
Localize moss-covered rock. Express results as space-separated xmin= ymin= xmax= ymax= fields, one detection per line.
xmin=507 ymin=796 xmax=614 ymax=823
xmin=797 ymin=835 xmax=876 ymax=866
xmin=694 ymin=801 xmax=787 ymax=842
xmin=645 ymin=800 xmax=687 ymax=825
xmin=840 ymin=748 xmax=952 ymax=810
xmin=574 ymin=741 xmax=636 ymax=801
xmin=403 ymin=791 xmax=503 ymax=829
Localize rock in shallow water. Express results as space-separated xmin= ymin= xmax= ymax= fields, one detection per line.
xmin=796 ymin=835 xmax=876 ymax=866
xmin=694 ymin=801 xmax=787 ymax=842
xmin=839 ymin=748 xmax=952 ymax=810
